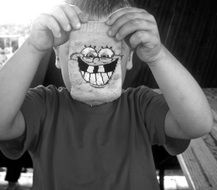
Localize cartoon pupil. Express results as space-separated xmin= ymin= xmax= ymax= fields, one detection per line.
xmin=70 ymin=46 xmax=122 ymax=88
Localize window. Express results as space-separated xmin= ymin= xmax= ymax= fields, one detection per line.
xmin=0 ymin=0 xmax=62 ymax=67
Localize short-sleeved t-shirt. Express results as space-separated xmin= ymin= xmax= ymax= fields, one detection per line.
xmin=0 ymin=85 xmax=189 ymax=190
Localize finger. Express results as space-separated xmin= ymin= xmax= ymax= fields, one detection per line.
xmin=38 ymin=14 xmax=62 ymax=38
xmin=62 ymin=4 xmax=82 ymax=29
xmin=50 ymin=6 xmax=71 ymax=32
xmin=69 ymin=4 xmax=82 ymax=15
xmin=78 ymin=12 xmax=89 ymax=23
xmin=129 ymin=31 xmax=158 ymax=49
xmin=68 ymin=4 xmax=88 ymax=23
xmin=108 ymin=12 xmax=154 ymax=37
xmin=114 ymin=19 xmax=156 ymax=41
xmin=106 ymin=7 xmax=147 ymax=25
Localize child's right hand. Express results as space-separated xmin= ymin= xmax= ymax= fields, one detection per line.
xmin=28 ymin=3 xmax=87 ymax=52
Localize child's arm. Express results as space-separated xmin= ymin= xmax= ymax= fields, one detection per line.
xmin=0 ymin=4 xmax=85 ymax=140
xmin=107 ymin=7 xmax=213 ymax=139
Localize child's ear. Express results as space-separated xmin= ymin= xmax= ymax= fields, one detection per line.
xmin=54 ymin=47 xmax=61 ymax=69
xmin=126 ymin=51 xmax=133 ymax=70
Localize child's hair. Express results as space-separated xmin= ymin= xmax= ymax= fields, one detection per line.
xmin=66 ymin=0 xmax=134 ymax=18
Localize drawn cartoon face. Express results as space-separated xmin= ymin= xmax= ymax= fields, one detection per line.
xmin=70 ymin=45 xmax=123 ymax=88
xmin=57 ymin=22 xmax=131 ymax=106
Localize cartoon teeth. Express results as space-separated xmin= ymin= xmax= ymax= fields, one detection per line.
xmin=90 ymin=74 xmax=96 ymax=85
xmin=96 ymin=73 xmax=104 ymax=85
xmin=84 ymin=72 xmax=90 ymax=81
xmin=101 ymin=73 xmax=109 ymax=82
xmin=108 ymin=72 xmax=112 ymax=77
xmin=87 ymin=66 xmax=94 ymax=73
xmin=77 ymin=56 xmax=118 ymax=88
xmin=80 ymin=71 xmax=114 ymax=87
xmin=98 ymin=65 xmax=105 ymax=73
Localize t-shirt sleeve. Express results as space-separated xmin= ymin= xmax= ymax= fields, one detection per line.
xmin=0 ymin=85 xmax=47 ymax=159
xmin=139 ymin=86 xmax=190 ymax=155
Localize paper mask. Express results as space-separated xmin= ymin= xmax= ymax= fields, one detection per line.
xmin=70 ymin=45 xmax=123 ymax=88
xmin=68 ymin=22 xmax=124 ymax=105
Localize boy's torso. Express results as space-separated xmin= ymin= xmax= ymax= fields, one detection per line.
xmin=30 ymin=85 xmax=160 ymax=190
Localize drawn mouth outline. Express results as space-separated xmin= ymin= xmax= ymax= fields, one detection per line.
xmin=77 ymin=57 xmax=118 ymax=88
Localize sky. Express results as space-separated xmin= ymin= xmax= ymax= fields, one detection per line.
xmin=0 ymin=0 xmax=63 ymax=24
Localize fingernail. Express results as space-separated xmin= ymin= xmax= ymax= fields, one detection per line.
xmin=116 ymin=33 xmax=121 ymax=40
xmin=66 ymin=24 xmax=71 ymax=31
xmin=57 ymin=33 xmax=61 ymax=38
xmin=108 ymin=30 xmax=113 ymax=36
xmin=79 ymin=13 xmax=89 ymax=23
xmin=106 ymin=19 xmax=111 ymax=25
xmin=75 ymin=22 xmax=81 ymax=29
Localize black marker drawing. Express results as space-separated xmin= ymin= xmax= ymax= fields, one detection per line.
xmin=70 ymin=45 xmax=123 ymax=88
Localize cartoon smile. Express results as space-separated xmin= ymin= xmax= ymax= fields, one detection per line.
xmin=78 ymin=57 xmax=118 ymax=88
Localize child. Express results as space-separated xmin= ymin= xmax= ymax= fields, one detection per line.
xmin=0 ymin=0 xmax=213 ymax=189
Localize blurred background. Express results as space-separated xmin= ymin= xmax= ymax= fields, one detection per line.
xmin=133 ymin=0 xmax=217 ymax=88
xmin=0 ymin=0 xmax=62 ymax=68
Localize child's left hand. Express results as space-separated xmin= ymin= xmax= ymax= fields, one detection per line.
xmin=106 ymin=7 xmax=162 ymax=64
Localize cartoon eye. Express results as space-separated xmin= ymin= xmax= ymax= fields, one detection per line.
xmin=81 ymin=47 xmax=97 ymax=56
xmin=86 ymin=52 xmax=96 ymax=58
xmin=81 ymin=47 xmax=97 ymax=60
xmin=98 ymin=48 xmax=114 ymax=60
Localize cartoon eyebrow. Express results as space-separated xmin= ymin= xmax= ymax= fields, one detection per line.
xmin=84 ymin=45 xmax=96 ymax=49
xmin=98 ymin=47 xmax=115 ymax=58
xmin=100 ymin=45 xmax=113 ymax=49
xmin=81 ymin=46 xmax=98 ymax=57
